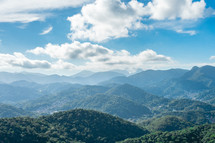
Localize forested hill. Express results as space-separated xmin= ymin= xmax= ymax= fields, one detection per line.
xmin=0 ymin=104 xmax=33 ymax=118
xmin=120 ymin=123 xmax=215 ymax=143
xmin=0 ymin=109 xmax=148 ymax=143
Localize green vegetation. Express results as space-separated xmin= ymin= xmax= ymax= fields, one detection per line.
xmin=138 ymin=116 xmax=193 ymax=132
xmin=105 ymin=84 xmax=169 ymax=107
xmin=197 ymin=88 xmax=215 ymax=105
xmin=0 ymin=109 xmax=148 ymax=143
xmin=1 ymin=67 xmax=215 ymax=142
xmin=21 ymin=84 xmax=169 ymax=119
xmin=21 ymin=85 xmax=110 ymax=114
xmin=62 ymin=94 xmax=152 ymax=119
xmin=163 ymin=99 xmax=215 ymax=112
xmin=0 ymin=104 xmax=33 ymax=118
xmin=159 ymin=110 xmax=215 ymax=125
xmin=120 ymin=123 xmax=215 ymax=143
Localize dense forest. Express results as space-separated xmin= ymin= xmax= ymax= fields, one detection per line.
xmin=120 ymin=123 xmax=215 ymax=143
xmin=1 ymin=109 xmax=215 ymax=143
xmin=138 ymin=116 xmax=193 ymax=132
xmin=0 ymin=109 xmax=148 ymax=143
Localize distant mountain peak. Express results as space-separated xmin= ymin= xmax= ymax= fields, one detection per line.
xmin=184 ymin=65 xmax=215 ymax=79
xmin=191 ymin=66 xmax=199 ymax=71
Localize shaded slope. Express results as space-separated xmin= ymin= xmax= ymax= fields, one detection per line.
xmin=0 ymin=104 xmax=33 ymax=118
xmin=120 ymin=123 xmax=215 ymax=143
xmin=22 ymin=85 xmax=109 ymax=114
xmin=159 ymin=110 xmax=215 ymax=125
xmin=0 ymin=83 xmax=42 ymax=103
xmin=102 ymin=69 xmax=187 ymax=88
xmin=166 ymin=99 xmax=215 ymax=112
xmin=138 ymin=116 xmax=193 ymax=132
xmin=149 ymin=65 xmax=215 ymax=98
xmin=63 ymin=94 xmax=152 ymax=119
xmin=106 ymin=84 xmax=169 ymax=107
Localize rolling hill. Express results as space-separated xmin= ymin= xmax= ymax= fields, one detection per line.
xmin=102 ymin=69 xmax=188 ymax=88
xmin=164 ymin=99 xmax=215 ymax=112
xmin=105 ymin=84 xmax=170 ymax=108
xmin=138 ymin=116 xmax=193 ymax=132
xmin=0 ymin=104 xmax=33 ymax=118
xmin=20 ymin=85 xmax=111 ymax=114
xmin=120 ymin=123 xmax=215 ymax=143
xmin=0 ymin=83 xmax=42 ymax=104
xmin=21 ymin=84 xmax=168 ymax=119
xmin=0 ymin=109 xmax=148 ymax=143
xmin=62 ymin=94 xmax=152 ymax=119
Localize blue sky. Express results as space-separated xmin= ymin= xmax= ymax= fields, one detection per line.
xmin=0 ymin=0 xmax=214 ymax=75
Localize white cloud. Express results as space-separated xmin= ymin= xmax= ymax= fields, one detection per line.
xmin=176 ymin=29 xmax=197 ymax=36
xmin=28 ymin=41 xmax=173 ymax=72
xmin=67 ymin=0 xmax=148 ymax=42
xmin=52 ymin=60 xmax=77 ymax=70
xmin=27 ymin=41 xmax=112 ymax=60
xmin=40 ymin=26 xmax=53 ymax=35
xmin=210 ymin=56 xmax=215 ymax=60
xmin=80 ymin=49 xmax=173 ymax=72
xmin=146 ymin=0 xmax=206 ymax=20
xmin=0 ymin=52 xmax=51 ymax=69
xmin=0 ymin=0 xmax=92 ymax=23
xmin=0 ymin=13 xmax=48 ymax=23
xmin=67 ymin=0 xmax=211 ymax=42
xmin=151 ymin=19 xmax=199 ymax=36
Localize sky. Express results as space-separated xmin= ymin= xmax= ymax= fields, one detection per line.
xmin=0 ymin=0 xmax=215 ymax=75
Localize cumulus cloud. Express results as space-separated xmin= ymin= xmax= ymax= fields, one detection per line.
xmin=0 ymin=41 xmax=174 ymax=73
xmin=40 ymin=26 xmax=53 ymax=35
xmin=27 ymin=41 xmax=112 ymax=60
xmin=67 ymin=0 xmax=211 ymax=42
xmin=0 ymin=52 xmax=78 ymax=73
xmin=67 ymin=0 xmax=148 ymax=42
xmin=0 ymin=0 xmax=92 ymax=23
xmin=146 ymin=0 xmax=206 ymax=20
xmin=0 ymin=52 xmax=51 ymax=69
xmin=27 ymin=41 xmax=173 ymax=72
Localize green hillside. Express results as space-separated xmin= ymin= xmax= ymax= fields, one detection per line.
xmin=120 ymin=123 xmax=215 ymax=143
xmin=62 ymin=94 xmax=152 ymax=119
xmin=0 ymin=109 xmax=148 ymax=143
xmin=105 ymin=84 xmax=169 ymax=107
xmin=138 ymin=116 xmax=193 ymax=132
xmin=21 ymin=85 xmax=109 ymax=114
xmin=158 ymin=110 xmax=215 ymax=125
xmin=0 ymin=104 xmax=33 ymax=118
xmin=164 ymin=99 xmax=215 ymax=112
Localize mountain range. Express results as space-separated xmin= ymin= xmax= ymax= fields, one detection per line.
xmin=1 ymin=65 xmax=215 ymax=142
xmin=0 ymin=71 xmax=125 ymax=84
xmin=1 ymin=65 xmax=215 ymax=120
